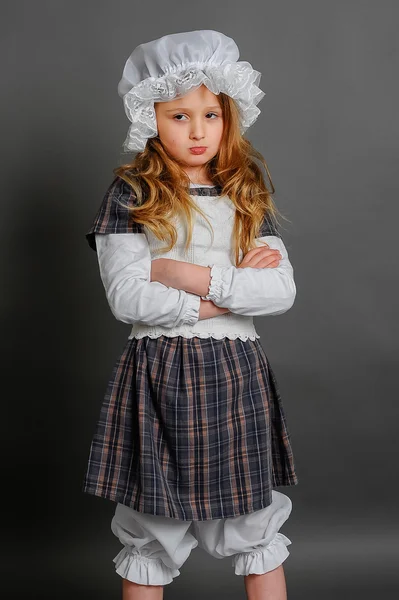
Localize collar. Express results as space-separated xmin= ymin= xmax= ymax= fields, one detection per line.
xmin=188 ymin=185 xmax=223 ymax=196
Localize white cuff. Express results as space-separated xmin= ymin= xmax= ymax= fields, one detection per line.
xmin=201 ymin=264 xmax=225 ymax=303
xmin=183 ymin=293 xmax=201 ymax=325
xmin=232 ymin=533 xmax=292 ymax=576
xmin=113 ymin=546 xmax=180 ymax=586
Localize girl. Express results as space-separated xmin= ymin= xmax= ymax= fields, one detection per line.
xmin=82 ymin=30 xmax=299 ymax=600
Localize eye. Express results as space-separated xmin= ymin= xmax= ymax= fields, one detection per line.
xmin=172 ymin=112 xmax=220 ymax=121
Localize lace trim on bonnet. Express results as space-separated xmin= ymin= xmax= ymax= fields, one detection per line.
xmin=121 ymin=63 xmax=264 ymax=152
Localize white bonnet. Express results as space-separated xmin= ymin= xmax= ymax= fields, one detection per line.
xmin=117 ymin=30 xmax=265 ymax=152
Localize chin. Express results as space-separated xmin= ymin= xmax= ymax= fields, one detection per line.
xmin=188 ymin=156 xmax=208 ymax=162
xmin=185 ymin=156 xmax=208 ymax=165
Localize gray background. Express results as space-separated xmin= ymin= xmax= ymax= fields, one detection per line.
xmin=2 ymin=0 xmax=398 ymax=598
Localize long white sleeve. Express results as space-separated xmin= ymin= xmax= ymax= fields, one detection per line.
xmin=202 ymin=235 xmax=296 ymax=316
xmin=95 ymin=233 xmax=201 ymax=327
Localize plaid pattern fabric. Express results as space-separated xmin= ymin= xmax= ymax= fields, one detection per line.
xmin=258 ymin=211 xmax=281 ymax=238
xmin=82 ymin=335 xmax=298 ymax=521
xmin=82 ymin=176 xmax=298 ymax=520
xmin=86 ymin=176 xmax=144 ymax=251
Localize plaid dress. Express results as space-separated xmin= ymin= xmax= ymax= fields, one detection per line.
xmin=82 ymin=176 xmax=299 ymax=521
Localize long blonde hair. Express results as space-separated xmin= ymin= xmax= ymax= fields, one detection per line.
xmin=114 ymin=92 xmax=288 ymax=266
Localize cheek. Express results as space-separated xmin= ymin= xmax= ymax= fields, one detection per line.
xmin=156 ymin=118 xmax=170 ymax=139
xmin=162 ymin=131 xmax=184 ymax=152
xmin=157 ymin=121 xmax=179 ymax=145
xmin=163 ymin=136 xmax=180 ymax=153
xmin=214 ymin=122 xmax=224 ymax=143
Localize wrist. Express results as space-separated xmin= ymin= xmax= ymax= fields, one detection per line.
xmin=176 ymin=262 xmax=211 ymax=296
xmin=199 ymin=299 xmax=230 ymax=320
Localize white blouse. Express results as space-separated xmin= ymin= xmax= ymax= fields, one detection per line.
xmin=93 ymin=181 xmax=296 ymax=341
xmin=94 ymin=231 xmax=296 ymax=341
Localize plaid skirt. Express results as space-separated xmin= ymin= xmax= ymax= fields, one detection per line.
xmin=82 ymin=335 xmax=298 ymax=521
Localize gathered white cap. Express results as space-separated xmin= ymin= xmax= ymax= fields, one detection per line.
xmin=117 ymin=30 xmax=265 ymax=152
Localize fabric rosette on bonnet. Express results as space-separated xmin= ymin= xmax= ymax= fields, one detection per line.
xmin=116 ymin=30 xmax=265 ymax=152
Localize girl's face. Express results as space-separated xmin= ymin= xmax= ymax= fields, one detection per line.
xmin=154 ymin=84 xmax=224 ymax=180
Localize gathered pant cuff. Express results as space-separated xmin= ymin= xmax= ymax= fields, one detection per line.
xmin=113 ymin=546 xmax=180 ymax=586
xmin=232 ymin=533 xmax=292 ymax=576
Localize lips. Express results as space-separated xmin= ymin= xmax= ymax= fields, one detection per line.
xmin=189 ymin=147 xmax=207 ymax=154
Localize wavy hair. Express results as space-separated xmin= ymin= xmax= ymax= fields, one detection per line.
xmin=113 ymin=92 xmax=289 ymax=266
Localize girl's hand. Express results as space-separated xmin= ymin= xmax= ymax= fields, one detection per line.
xmin=238 ymin=244 xmax=282 ymax=269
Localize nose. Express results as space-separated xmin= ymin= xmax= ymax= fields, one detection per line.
xmin=189 ymin=116 xmax=205 ymax=141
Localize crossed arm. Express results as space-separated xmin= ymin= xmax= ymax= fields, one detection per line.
xmin=95 ymin=232 xmax=295 ymax=326
xmin=151 ymin=258 xmax=212 ymax=297
xmin=151 ymin=258 xmax=231 ymax=320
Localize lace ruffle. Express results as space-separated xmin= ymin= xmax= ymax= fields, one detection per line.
xmin=113 ymin=546 xmax=180 ymax=585
xmin=232 ymin=533 xmax=292 ymax=576
xmin=129 ymin=330 xmax=261 ymax=341
xmin=122 ymin=62 xmax=265 ymax=152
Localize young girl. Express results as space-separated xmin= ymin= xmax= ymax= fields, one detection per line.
xmin=82 ymin=30 xmax=299 ymax=600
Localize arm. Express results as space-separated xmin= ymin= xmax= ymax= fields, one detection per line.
xmin=151 ymin=259 xmax=213 ymax=298
xmin=95 ymin=232 xmax=201 ymax=327
xmin=163 ymin=235 xmax=296 ymax=317
xmin=151 ymin=258 xmax=231 ymax=319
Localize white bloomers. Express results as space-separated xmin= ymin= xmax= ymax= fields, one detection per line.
xmin=110 ymin=490 xmax=293 ymax=586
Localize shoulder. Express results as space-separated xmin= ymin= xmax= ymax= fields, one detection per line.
xmin=98 ymin=175 xmax=140 ymax=218
xmin=86 ymin=175 xmax=144 ymax=251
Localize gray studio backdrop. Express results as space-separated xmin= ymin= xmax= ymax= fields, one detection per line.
xmin=2 ymin=1 xmax=398 ymax=599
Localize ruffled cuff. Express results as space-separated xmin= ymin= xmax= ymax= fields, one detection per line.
xmin=113 ymin=546 xmax=180 ymax=586
xmin=232 ymin=533 xmax=292 ymax=576
xmin=201 ymin=264 xmax=225 ymax=303
xmin=182 ymin=293 xmax=201 ymax=325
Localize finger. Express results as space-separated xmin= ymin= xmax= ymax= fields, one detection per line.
xmin=240 ymin=244 xmax=274 ymax=265
xmin=258 ymin=257 xmax=281 ymax=268
xmin=249 ymin=249 xmax=281 ymax=267
xmin=244 ymin=249 xmax=265 ymax=261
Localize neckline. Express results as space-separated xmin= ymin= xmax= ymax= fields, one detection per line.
xmin=188 ymin=184 xmax=222 ymax=197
